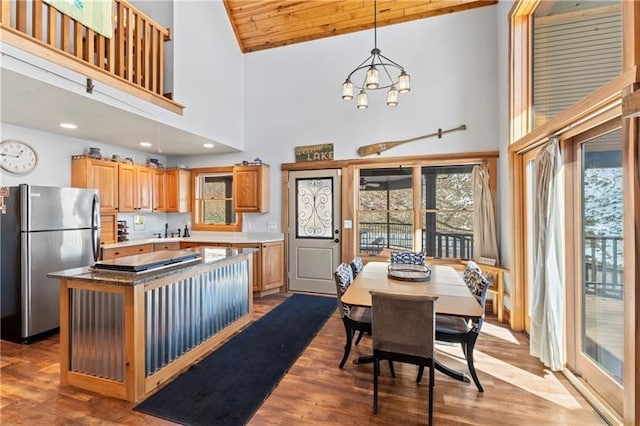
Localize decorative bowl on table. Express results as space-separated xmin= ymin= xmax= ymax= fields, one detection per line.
xmin=387 ymin=263 xmax=432 ymax=282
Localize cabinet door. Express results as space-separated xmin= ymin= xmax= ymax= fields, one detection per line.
xmin=166 ymin=169 xmax=191 ymax=212
xmin=261 ymin=241 xmax=284 ymax=291
xmin=118 ymin=163 xmax=136 ymax=212
xmin=91 ymin=160 xmax=119 ymax=213
xmin=153 ymin=169 xmax=166 ymax=212
xmin=233 ymin=165 xmax=269 ymax=212
xmin=71 ymin=158 xmax=119 ymax=213
xmin=136 ymin=166 xmax=154 ymax=212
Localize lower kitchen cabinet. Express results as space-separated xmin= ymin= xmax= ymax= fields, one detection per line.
xmin=233 ymin=241 xmax=284 ymax=296
xmin=102 ymin=243 xmax=153 ymax=260
xmin=153 ymin=241 xmax=181 ymax=251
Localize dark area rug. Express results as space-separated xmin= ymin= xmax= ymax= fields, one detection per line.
xmin=134 ymin=293 xmax=336 ymax=426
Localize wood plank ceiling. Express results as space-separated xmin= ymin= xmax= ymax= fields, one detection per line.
xmin=223 ymin=0 xmax=499 ymax=53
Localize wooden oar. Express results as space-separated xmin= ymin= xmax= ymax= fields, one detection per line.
xmin=357 ymin=124 xmax=467 ymax=157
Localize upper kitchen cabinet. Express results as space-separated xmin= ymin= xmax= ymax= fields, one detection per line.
xmin=119 ymin=164 xmax=154 ymax=212
xmin=233 ymin=164 xmax=270 ymax=212
xmin=71 ymin=156 xmax=119 ymax=213
xmin=166 ymin=169 xmax=191 ymax=212
xmin=153 ymin=168 xmax=166 ymax=212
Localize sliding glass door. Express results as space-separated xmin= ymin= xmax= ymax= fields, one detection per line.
xmin=569 ymin=123 xmax=624 ymax=414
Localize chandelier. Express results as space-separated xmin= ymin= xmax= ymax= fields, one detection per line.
xmin=341 ymin=0 xmax=410 ymax=109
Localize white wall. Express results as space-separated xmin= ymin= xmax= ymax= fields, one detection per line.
xmin=173 ymin=5 xmax=501 ymax=235
xmin=171 ymin=0 xmax=244 ymax=148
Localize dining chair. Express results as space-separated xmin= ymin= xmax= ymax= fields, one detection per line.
xmin=370 ymin=291 xmax=438 ymax=425
xmin=390 ymin=251 xmax=425 ymax=265
xmin=334 ymin=262 xmax=371 ymax=368
xmin=350 ymin=256 xmax=364 ymax=278
xmin=417 ymin=262 xmax=491 ymax=392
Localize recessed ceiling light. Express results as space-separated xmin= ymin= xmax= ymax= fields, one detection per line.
xmin=203 ymin=143 xmax=214 ymax=148
xmin=140 ymin=142 xmax=153 ymax=147
xmin=59 ymin=123 xmax=77 ymax=129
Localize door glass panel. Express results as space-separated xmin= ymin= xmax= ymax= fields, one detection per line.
xmin=581 ymin=129 xmax=623 ymax=384
xmin=358 ymin=168 xmax=413 ymax=255
xmin=296 ymin=177 xmax=333 ymax=238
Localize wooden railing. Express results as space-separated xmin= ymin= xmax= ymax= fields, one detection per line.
xmin=0 ymin=0 xmax=182 ymax=113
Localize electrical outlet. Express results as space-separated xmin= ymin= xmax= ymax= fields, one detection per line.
xmin=267 ymin=221 xmax=277 ymax=230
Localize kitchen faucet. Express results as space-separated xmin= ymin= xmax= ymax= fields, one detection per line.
xmin=164 ymin=223 xmax=169 ymax=238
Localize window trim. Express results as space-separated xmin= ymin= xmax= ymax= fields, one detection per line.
xmin=190 ymin=166 xmax=242 ymax=232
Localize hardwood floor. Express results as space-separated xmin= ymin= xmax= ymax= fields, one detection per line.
xmin=1 ymin=293 xmax=605 ymax=425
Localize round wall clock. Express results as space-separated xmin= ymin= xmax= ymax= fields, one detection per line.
xmin=0 ymin=140 xmax=39 ymax=174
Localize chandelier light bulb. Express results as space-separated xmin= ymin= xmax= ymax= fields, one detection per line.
xmin=339 ymin=0 xmax=410 ymax=109
xmin=357 ymin=90 xmax=368 ymax=109
xmin=397 ymin=71 xmax=411 ymax=94
xmin=386 ymin=87 xmax=399 ymax=107
xmin=342 ymin=80 xmax=354 ymax=100
xmin=365 ymin=66 xmax=379 ymax=89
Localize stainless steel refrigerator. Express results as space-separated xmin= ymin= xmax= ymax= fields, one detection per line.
xmin=1 ymin=184 xmax=100 ymax=343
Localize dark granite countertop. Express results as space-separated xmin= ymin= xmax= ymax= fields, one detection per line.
xmin=48 ymin=247 xmax=257 ymax=286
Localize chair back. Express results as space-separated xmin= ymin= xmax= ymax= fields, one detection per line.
xmin=334 ymin=263 xmax=354 ymax=317
xmin=390 ymin=251 xmax=425 ymax=265
xmin=350 ymin=256 xmax=365 ymax=278
xmin=462 ymin=261 xmax=491 ymax=332
xmin=370 ymin=292 xmax=438 ymax=359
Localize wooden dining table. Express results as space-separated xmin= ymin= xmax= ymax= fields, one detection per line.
xmin=340 ymin=261 xmax=483 ymax=384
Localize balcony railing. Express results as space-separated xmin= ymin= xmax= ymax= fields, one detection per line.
xmin=584 ymin=235 xmax=624 ymax=300
xmin=359 ymin=222 xmax=473 ymax=259
xmin=0 ymin=0 xmax=182 ymax=113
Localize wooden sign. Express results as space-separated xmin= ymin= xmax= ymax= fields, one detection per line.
xmin=295 ymin=143 xmax=334 ymax=162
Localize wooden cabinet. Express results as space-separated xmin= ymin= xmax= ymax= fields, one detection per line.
xmin=100 ymin=214 xmax=117 ymax=245
xmin=166 ymin=169 xmax=191 ymax=212
xmin=260 ymin=241 xmax=284 ymax=292
xmin=71 ymin=156 xmax=119 ymax=213
xmin=153 ymin=169 xmax=166 ymax=212
xmin=118 ymin=164 xmax=154 ymax=212
xmin=232 ymin=164 xmax=270 ymax=212
xmin=101 ymin=243 xmax=153 ymax=260
xmin=153 ymin=241 xmax=180 ymax=251
xmin=180 ymin=241 xmax=202 ymax=249
xmin=232 ymin=240 xmax=284 ymax=295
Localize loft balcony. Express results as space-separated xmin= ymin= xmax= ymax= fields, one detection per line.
xmin=0 ymin=0 xmax=183 ymax=115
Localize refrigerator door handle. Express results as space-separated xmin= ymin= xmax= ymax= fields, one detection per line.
xmin=91 ymin=193 xmax=101 ymax=261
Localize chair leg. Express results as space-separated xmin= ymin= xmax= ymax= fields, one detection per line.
xmin=465 ymin=341 xmax=484 ymax=392
xmin=339 ymin=325 xmax=354 ymax=368
xmin=373 ymin=358 xmax=379 ymax=414
xmin=416 ymin=365 xmax=424 ymax=383
xmin=428 ymin=362 xmax=435 ymax=425
xmin=355 ymin=330 xmax=365 ymax=345
xmin=388 ymin=360 xmax=395 ymax=378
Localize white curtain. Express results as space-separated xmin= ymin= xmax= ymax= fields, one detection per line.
xmin=530 ymin=138 xmax=565 ymax=370
xmin=472 ymin=165 xmax=500 ymax=263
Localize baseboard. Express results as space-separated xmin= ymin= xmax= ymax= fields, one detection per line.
xmin=562 ymin=369 xmax=622 ymax=426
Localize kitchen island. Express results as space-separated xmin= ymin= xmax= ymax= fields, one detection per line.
xmin=48 ymin=247 xmax=256 ymax=402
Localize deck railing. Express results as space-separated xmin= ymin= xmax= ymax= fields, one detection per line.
xmin=359 ymin=222 xmax=473 ymax=259
xmin=0 ymin=0 xmax=178 ymax=110
xmin=584 ymin=235 xmax=624 ymax=300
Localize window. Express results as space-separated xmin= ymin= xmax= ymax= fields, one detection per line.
xmin=531 ymin=1 xmax=621 ymax=128
xmin=357 ymin=163 xmax=478 ymax=260
xmin=421 ymin=165 xmax=474 ymax=259
xmin=358 ymin=168 xmax=413 ymax=254
xmin=192 ymin=167 xmax=242 ymax=231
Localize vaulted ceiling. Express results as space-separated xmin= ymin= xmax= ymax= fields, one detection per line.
xmin=223 ymin=0 xmax=499 ymax=53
